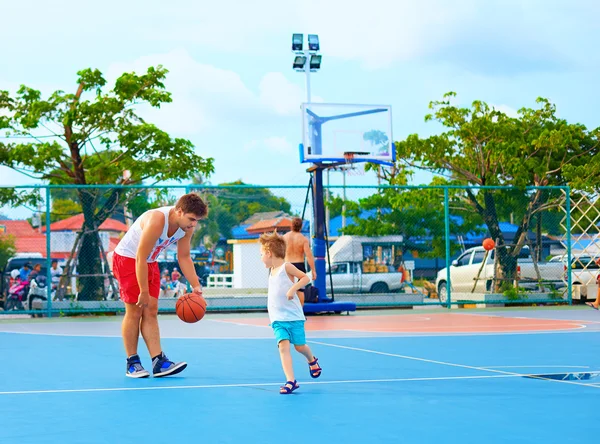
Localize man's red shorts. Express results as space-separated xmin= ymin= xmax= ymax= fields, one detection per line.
xmin=112 ymin=252 xmax=160 ymax=304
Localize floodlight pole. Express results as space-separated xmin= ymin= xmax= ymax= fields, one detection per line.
xmin=306 ymin=71 xmax=329 ymax=303
xmin=299 ymin=47 xmax=329 ymax=302
xmin=304 ymin=50 xmax=312 ymax=103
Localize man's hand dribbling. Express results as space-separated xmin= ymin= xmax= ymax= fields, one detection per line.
xmin=192 ymin=285 xmax=203 ymax=296
xmin=136 ymin=291 xmax=150 ymax=308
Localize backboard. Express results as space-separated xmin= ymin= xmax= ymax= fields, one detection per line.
xmin=300 ymin=103 xmax=394 ymax=165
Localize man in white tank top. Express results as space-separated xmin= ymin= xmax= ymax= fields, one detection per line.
xmin=113 ymin=193 xmax=208 ymax=378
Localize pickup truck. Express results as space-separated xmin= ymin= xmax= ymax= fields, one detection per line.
xmin=435 ymin=246 xmax=565 ymax=302
xmin=326 ymin=261 xmax=403 ymax=294
xmin=549 ymin=254 xmax=600 ymax=300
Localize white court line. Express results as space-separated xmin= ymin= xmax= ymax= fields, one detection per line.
xmin=0 ymin=373 xmax=582 ymax=396
xmin=308 ymin=340 xmax=600 ymax=390
xmin=206 ymin=319 xmax=272 ymax=329
xmin=480 ymin=365 xmax=590 ymax=369
xmin=458 ymin=312 xmax=600 ymax=325
xmin=2 ymin=328 xmax=600 ymax=339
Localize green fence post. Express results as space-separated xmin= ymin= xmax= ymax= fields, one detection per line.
xmin=565 ymin=187 xmax=572 ymax=306
xmin=46 ymin=186 xmax=52 ymax=318
xmin=444 ymin=187 xmax=451 ymax=309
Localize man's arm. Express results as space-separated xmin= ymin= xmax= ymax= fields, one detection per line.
xmin=303 ymin=237 xmax=317 ymax=281
xmin=135 ymin=212 xmax=164 ymax=306
xmin=177 ymin=229 xmax=202 ymax=292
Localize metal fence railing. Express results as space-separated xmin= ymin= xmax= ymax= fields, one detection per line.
xmin=0 ymin=184 xmax=595 ymax=317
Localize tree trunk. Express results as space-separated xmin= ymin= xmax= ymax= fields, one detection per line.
xmin=76 ymin=190 xmax=105 ymax=301
xmin=468 ymin=190 xmax=518 ymax=291
xmin=75 ymin=188 xmax=125 ymax=301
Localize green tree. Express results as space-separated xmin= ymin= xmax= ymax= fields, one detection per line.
xmin=50 ymin=198 xmax=82 ymax=223
xmin=189 ymin=180 xmax=293 ymax=247
xmin=395 ymin=93 xmax=599 ymax=285
xmin=341 ymin=176 xmax=484 ymax=257
xmin=0 ymin=67 xmax=214 ymax=299
xmin=0 ymin=234 xmax=16 ymax=270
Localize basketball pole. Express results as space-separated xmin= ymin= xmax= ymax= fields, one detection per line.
xmin=303 ymin=61 xmax=329 ymax=303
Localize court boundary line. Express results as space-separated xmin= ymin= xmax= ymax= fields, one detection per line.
xmin=2 ymin=372 xmax=598 ymax=396
xmin=1 ymin=328 xmax=600 ymax=339
xmin=308 ymin=340 xmax=600 ymax=390
xmin=479 ymin=365 xmax=590 ymax=369
xmin=456 ymin=312 xmax=600 ymax=325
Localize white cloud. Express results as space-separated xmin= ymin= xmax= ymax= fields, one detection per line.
xmin=106 ymin=49 xmax=260 ymax=135
xmin=147 ymin=0 xmax=477 ymax=70
xmin=258 ymin=72 xmax=325 ymax=116
xmin=259 ymin=72 xmax=304 ymax=116
xmin=105 ymin=49 xmax=318 ymax=137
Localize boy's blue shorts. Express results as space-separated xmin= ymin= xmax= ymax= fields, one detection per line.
xmin=271 ymin=320 xmax=306 ymax=345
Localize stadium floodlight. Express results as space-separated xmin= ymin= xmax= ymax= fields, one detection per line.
xmin=292 ymin=33 xmax=322 ymax=102
xmin=308 ymin=34 xmax=320 ymax=51
xmin=293 ymin=55 xmax=307 ymax=70
xmin=309 ymin=55 xmax=322 ymax=70
xmin=292 ymin=33 xmax=303 ymax=51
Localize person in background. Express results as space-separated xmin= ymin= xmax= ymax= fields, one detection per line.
xmin=283 ymin=217 xmax=317 ymax=305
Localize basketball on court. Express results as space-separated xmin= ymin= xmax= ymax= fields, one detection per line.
xmin=176 ymin=293 xmax=207 ymax=323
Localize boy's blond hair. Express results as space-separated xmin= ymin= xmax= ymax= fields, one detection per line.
xmin=259 ymin=232 xmax=286 ymax=259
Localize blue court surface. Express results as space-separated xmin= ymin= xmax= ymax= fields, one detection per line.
xmin=1 ymin=307 xmax=599 ymax=443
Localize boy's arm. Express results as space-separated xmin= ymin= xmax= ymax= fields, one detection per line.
xmin=135 ymin=212 xmax=164 ymax=307
xmin=285 ymin=262 xmax=310 ymax=300
xmin=177 ymin=229 xmax=202 ymax=293
xmin=303 ymin=237 xmax=317 ymax=281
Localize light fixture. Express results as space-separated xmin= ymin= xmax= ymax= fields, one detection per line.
xmin=292 ymin=33 xmax=303 ymax=51
xmin=293 ymin=55 xmax=307 ymax=70
xmin=308 ymin=34 xmax=320 ymax=51
xmin=309 ymin=55 xmax=321 ymax=70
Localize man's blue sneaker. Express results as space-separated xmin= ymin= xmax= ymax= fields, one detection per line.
xmin=126 ymin=356 xmax=150 ymax=378
xmin=152 ymin=352 xmax=187 ymax=377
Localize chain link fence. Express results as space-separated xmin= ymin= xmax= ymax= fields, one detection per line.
xmin=1 ymin=184 xmax=597 ymax=317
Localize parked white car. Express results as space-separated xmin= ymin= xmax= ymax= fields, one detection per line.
xmin=435 ymin=246 xmax=565 ymax=302
xmin=549 ymin=254 xmax=599 ymax=299
xmin=326 ymin=261 xmax=403 ymax=294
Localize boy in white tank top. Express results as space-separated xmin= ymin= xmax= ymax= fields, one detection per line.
xmin=259 ymin=232 xmax=323 ymax=394
xmin=112 ymin=193 xmax=208 ymax=378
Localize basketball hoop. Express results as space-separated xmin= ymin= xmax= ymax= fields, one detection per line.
xmin=343 ymin=151 xmax=367 ymax=176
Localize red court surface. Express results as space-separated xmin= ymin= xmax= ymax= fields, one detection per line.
xmin=221 ymin=313 xmax=587 ymax=333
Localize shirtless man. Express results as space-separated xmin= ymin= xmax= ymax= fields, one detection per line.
xmin=113 ymin=193 xmax=208 ymax=378
xmin=283 ymin=217 xmax=317 ymax=305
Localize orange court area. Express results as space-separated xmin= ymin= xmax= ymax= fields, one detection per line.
xmin=222 ymin=313 xmax=586 ymax=334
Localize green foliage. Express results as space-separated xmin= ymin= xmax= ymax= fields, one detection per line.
xmin=212 ymin=181 xmax=292 ymax=222
xmin=0 ymin=234 xmax=16 ymax=270
xmin=502 ymin=287 xmax=529 ymax=302
xmin=325 ymin=194 xmax=359 ymax=220
xmin=393 ymin=93 xmax=599 ymax=280
xmin=0 ymin=66 xmax=214 ymax=300
xmin=189 ymin=181 xmax=293 ymax=248
xmin=341 ymin=177 xmax=484 ymax=257
xmin=50 ymin=199 xmax=82 ymax=222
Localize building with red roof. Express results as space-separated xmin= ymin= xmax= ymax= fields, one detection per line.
xmin=0 ymin=220 xmax=47 ymax=256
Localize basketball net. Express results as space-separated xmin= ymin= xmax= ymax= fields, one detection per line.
xmin=343 ymin=152 xmax=365 ymax=176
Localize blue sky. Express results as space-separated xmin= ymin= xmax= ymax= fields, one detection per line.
xmin=1 ymin=0 xmax=599 ymax=203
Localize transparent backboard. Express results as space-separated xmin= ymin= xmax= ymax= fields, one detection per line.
xmin=300 ymin=103 xmax=394 ymax=165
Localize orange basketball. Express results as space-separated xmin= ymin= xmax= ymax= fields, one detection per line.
xmin=482 ymin=238 xmax=495 ymax=251
xmin=176 ymin=293 xmax=207 ymax=323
